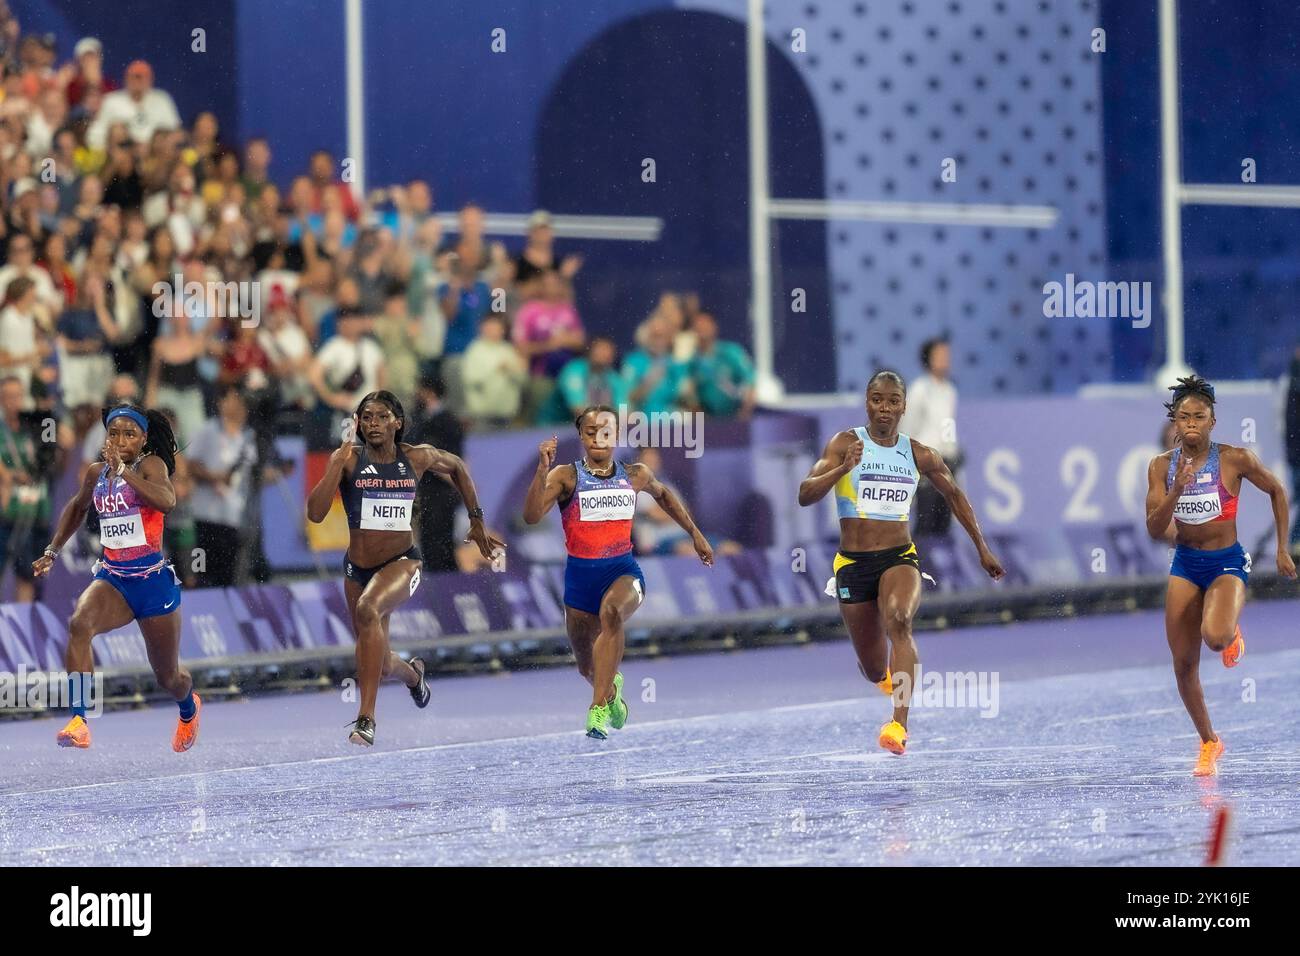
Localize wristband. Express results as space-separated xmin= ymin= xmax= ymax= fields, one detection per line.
xmin=43 ymin=547 xmax=58 ymax=559
xmin=467 ymin=507 xmax=484 ymax=520
xmin=115 ymin=461 xmax=126 ymax=477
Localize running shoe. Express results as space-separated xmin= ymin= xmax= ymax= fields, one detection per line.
xmin=586 ymin=703 xmax=610 ymax=740
xmin=878 ymin=719 xmax=908 ymax=755
xmin=1222 ymin=626 xmax=1245 ymax=668
xmin=876 ymin=669 xmax=893 ymax=696
xmin=56 ymin=715 xmax=91 ymax=749
xmin=172 ymin=693 xmax=202 ymax=753
xmin=348 ymin=714 xmax=376 ymax=747
xmin=607 ymin=672 xmax=629 ymax=730
xmin=1193 ymin=736 xmax=1225 ymax=777
xmin=408 ymin=657 xmax=431 ymax=708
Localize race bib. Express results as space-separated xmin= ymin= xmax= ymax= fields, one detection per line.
xmin=1173 ymin=487 xmax=1222 ymax=524
xmin=360 ymin=496 xmax=413 ymax=531
xmin=857 ymin=476 xmax=914 ymax=519
xmin=99 ymin=512 xmax=146 ymax=549
xmin=578 ymin=488 xmax=636 ymax=522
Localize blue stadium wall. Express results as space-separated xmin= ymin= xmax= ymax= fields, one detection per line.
xmin=13 ymin=0 xmax=1300 ymax=392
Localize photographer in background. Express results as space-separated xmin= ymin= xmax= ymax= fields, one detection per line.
xmin=901 ymin=336 xmax=962 ymax=538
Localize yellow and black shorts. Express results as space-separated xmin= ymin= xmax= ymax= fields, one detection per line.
xmin=832 ymin=543 xmax=921 ymax=604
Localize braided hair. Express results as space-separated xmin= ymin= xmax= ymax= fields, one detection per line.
xmin=355 ymin=390 xmax=406 ymax=445
xmin=1164 ymin=374 xmax=1216 ymax=422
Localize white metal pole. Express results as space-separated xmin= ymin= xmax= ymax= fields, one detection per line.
xmin=1157 ymin=0 xmax=1192 ymax=384
xmin=746 ymin=0 xmax=781 ymax=401
xmin=345 ymin=0 xmax=366 ymax=199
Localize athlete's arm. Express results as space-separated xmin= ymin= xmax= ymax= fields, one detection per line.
xmin=913 ymin=439 xmax=1005 ymax=580
xmin=627 ymin=462 xmax=713 ymax=566
xmin=797 ymin=430 xmax=862 ymax=507
xmin=522 ymin=435 xmax=573 ymax=524
xmin=1227 ymin=445 xmax=1297 ymax=577
xmin=31 ymin=462 xmax=100 ymax=578
xmin=306 ymin=422 xmax=357 ymax=523
xmin=407 ymin=443 xmax=504 ymax=560
xmin=1145 ymin=453 xmax=1191 ymax=540
xmin=104 ymin=441 xmax=176 ymax=513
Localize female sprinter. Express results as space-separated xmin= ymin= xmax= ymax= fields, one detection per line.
xmin=523 ymin=405 xmax=713 ymax=739
xmin=307 ymin=390 xmax=503 ymax=746
xmin=1145 ymin=376 xmax=1295 ymax=776
xmin=32 ymin=402 xmax=197 ymax=751
xmin=798 ymin=371 xmax=1004 ymax=755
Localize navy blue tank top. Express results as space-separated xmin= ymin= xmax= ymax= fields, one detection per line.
xmin=341 ymin=445 xmax=418 ymax=531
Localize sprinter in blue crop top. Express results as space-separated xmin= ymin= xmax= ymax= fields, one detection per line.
xmin=307 ymin=390 xmax=504 ymax=747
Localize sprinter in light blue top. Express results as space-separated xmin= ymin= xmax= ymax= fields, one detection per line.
xmin=833 ymin=426 xmax=920 ymax=521
xmin=799 ymin=369 xmax=1005 ymax=757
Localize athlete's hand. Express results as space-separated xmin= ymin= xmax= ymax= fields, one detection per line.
xmin=538 ymin=435 xmax=558 ymax=471
xmin=1174 ymin=457 xmax=1197 ymax=491
xmin=102 ymin=440 xmax=121 ymax=473
xmin=693 ymin=531 xmax=715 ymax=567
xmin=979 ymin=547 xmax=1006 ymax=581
xmin=31 ymin=551 xmax=55 ymax=578
xmin=331 ymin=419 xmax=357 ymax=469
xmin=840 ymin=438 xmax=864 ymax=473
xmin=465 ymin=519 xmax=507 ymax=562
xmin=1278 ymin=549 xmax=1297 ymax=579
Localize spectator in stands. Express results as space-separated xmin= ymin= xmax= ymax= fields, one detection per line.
xmin=683 ymin=312 xmax=755 ymax=419
xmin=514 ymin=209 xmax=582 ymax=295
xmin=407 ymin=373 xmax=464 ymax=573
xmin=64 ymin=36 xmax=116 ymax=108
xmin=258 ymin=289 xmax=313 ymax=417
xmin=241 ymin=136 xmax=273 ymax=201
xmin=186 ymin=384 xmax=258 ymax=588
xmin=901 ymin=337 xmax=961 ymax=538
xmin=307 ymin=309 xmax=385 ymax=447
xmin=307 ymin=149 xmax=360 ymax=222
xmin=624 ymin=314 xmax=683 ymax=415
xmin=436 ymin=250 xmax=492 ymax=412
xmin=513 ymin=268 xmax=585 ymax=422
xmin=0 ymin=373 xmax=54 ymax=601
xmin=145 ymin=307 xmax=206 ymax=445
xmin=442 ymin=201 xmax=489 ymax=273
xmin=25 ymin=85 xmax=66 ymax=156
xmin=0 ymin=226 xmax=60 ymax=318
xmin=463 ymin=313 xmax=527 ymax=429
xmin=102 ymin=142 xmax=144 ymax=210
xmin=0 ymin=276 xmax=48 ymax=409
xmin=373 ymin=280 xmax=419 ymax=406
xmin=39 ymin=231 xmax=75 ymax=307
xmin=553 ymin=336 xmax=628 ymax=423
xmin=87 ymin=59 xmax=180 ymax=149
xmin=56 ymin=267 xmax=118 ymax=408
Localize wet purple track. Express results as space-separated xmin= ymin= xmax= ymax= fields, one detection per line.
xmin=2 ymin=601 xmax=1298 ymax=866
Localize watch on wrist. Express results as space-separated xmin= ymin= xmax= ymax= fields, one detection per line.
xmin=467 ymin=507 xmax=484 ymax=521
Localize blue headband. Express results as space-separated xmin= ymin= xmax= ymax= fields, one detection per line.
xmin=106 ymin=408 xmax=149 ymax=433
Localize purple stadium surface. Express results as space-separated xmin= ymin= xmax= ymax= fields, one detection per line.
xmin=2 ymin=601 xmax=1297 ymax=866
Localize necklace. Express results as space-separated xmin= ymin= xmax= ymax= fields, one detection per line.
xmin=583 ymin=457 xmax=615 ymax=478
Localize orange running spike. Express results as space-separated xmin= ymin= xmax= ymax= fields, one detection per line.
xmin=1222 ymin=626 xmax=1245 ymax=668
xmin=878 ymin=720 xmax=908 ymax=755
xmin=1193 ymin=736 xmax=1224 ymax=777
xmin=172 ymin=693 xmax=202 ymax=753
xmin=56 ymin=715 xmax=91 ymax=749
